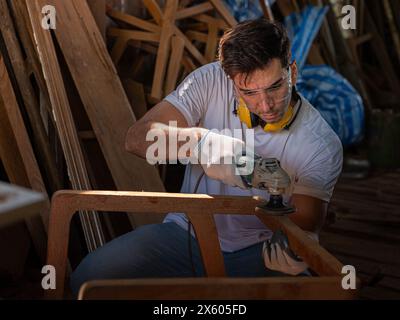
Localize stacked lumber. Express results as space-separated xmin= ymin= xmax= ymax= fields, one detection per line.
xmin=107 ymin=0 xmax=237 ymax=103
xmin=321 ymin=170 xmax=400 ymax=299
xmin=0 ymin=0 xmax=166 ymax=260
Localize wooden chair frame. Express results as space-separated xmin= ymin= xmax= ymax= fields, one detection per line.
xmin=46 ymin=190 xmax=359 ymax=300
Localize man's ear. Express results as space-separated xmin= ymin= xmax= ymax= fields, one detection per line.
xmin=290 ymin=60 xmax=298 ymax=85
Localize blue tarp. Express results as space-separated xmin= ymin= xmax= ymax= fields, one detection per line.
xmin=284 ymin=5 xmax=329 ymax=70
xmin=296 ymin=65 xmax=365 ymax=146
xmin=223 ymin=0 xmax=272 ymax=22
xmin=284 ymin=5 xmax=365 ymax=145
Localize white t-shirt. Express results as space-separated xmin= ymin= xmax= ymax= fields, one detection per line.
xmin=163 ymin=62 xmax=343 ymax=252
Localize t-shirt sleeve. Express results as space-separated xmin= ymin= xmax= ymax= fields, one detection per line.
xmin=293 ymin=138 xmax=343 ymax=202
xmin=164 ymin=66 xmax=212 ymax=127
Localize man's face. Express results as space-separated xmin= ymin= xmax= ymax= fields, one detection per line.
xmin=233 ymin=59 xmax=297 ymax=123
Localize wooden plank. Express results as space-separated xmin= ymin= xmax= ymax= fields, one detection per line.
xmin=31 ymin=1 xmax=165 ymax=207
xmin=187 ymin=211 xmax=225 ymax=277
xmin=185 ymin=30 xmax=208 ymax=43
xmin=121 ymin=79 xmax=148 ymax=120
xmin=0 ymin=0 xmax=61 ymax=194
xmin=87 ymin=0 xmax=106 ymax=39
xmin=9 ymin=0 xmax=54 ymax=117
xmin=150 ymin=0 xmax=179 ymax=101
xmin=175 ymin=2 xmax=213 ymax=20
xmin=143 ymin=0 xmax=163 ymax=24
xmin=108 ymin=28 xmax=160 ymax=43
xmin=174 ymin=26 xmax=208 ymax=65
xmin=209 ymin=0 xmax=237 ymax=27
xmin=107 ymin=9 xmax=160 ymax=33
xmin=0 ymin=55 xmax=48 ymax=260
xmin=205 ymin=22 xmax=218 ymax=62
xmin=193 ymin=14 xmax=228 ymax=30
xmin=164 ymin=35 xmax=185 ymax=95
xmin=25 ymin=0 xmax=105 ymax=251
xmin=145 ymin=0 xmax=208 ymax=66
xmin=181 ymin=53 xmax=197 ymax=75
xmin=78 ymin=277 xmax=354 ymax=300
xmin=109 ymin=34 xmax=129 ymax=64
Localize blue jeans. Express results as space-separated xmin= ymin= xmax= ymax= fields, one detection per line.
xmin=70 ymin=222 xmax=288 ymax=296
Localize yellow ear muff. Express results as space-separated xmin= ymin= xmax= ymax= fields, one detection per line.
xmin=236 ymin=98 xmax=295 ymax=132
xmin=262 ymin=105 xmax=294 ymax=132
xmin=236 ymin=98 xmax=254 ymax=129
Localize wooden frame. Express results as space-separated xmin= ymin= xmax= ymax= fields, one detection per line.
xmin=46 ymin=190 xmax=359 ymax=300
xmin=78 ymin=277 xmax=351 ymax=300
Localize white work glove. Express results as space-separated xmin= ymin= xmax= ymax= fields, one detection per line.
xmin=262 ymin=231 xmax=318 ymax=276
xmin=194 ymin=129 xmax=255 ymax=189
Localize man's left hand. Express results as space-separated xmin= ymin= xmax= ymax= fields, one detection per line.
xmin=262 ymin=241 xmax=309 ymax=276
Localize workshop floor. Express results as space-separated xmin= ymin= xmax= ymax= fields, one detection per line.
xmin=321 ymin=169 xmax=400 ymax=299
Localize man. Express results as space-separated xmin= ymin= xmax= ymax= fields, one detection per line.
xmin=70 ymin=18 xmax=342 ymax=294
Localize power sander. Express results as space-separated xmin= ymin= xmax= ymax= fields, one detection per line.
xmin=238 ymin=157 xmax=295 ymax=215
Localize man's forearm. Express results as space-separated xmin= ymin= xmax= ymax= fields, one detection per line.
xmin=125 ymin=121 xmax=204 ymax=160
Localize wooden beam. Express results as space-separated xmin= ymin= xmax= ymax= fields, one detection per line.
xmin=0 ymin=55 xmax=48 ymax=261
xmin=150 ymin=0 xmax=179 ymax=100
xmin=193 ymin=14 xmax=228 ymax=30
xmin=107 ymin=9 xmax=160 ymax=33
xmin=185 ymin=30 xmax=208 ymax=43
xmin=87 ymin=0 xmax=106 ymax=40
xmin=9 ymin=0 xmax=54 ymax=117
xmin=209 ymin=0 xmax=237 ymax=27
xmin=164 ymin=35 xmax=185 ymax=95
xmin=78 ymin=277 xmax=356 ymax=300
xmin=108 ymin=28 xmax=160 ymax=43
xmin=174 ymin=26 xmax=208 ymax=65
xmin=205 ymin=22 xmax=218 ymax=62
xmin=122 ymin=79 xmax=148 ymax=120
xmin=0 ymin=0 xmax=61 ymax=193
xmin=175 ymin=2 xmax=213 ymax=20
xmin=143 ymin=0 xmax=163 ymax=25
xmin=25 ymin=0 xmax=106 ymax=251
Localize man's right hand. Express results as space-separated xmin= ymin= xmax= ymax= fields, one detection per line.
xmin=194 ymin=129 xmax=256 ymax=189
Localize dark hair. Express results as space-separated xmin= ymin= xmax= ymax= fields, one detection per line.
xmin=218 ymin=18 xmax=291 ymax=80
